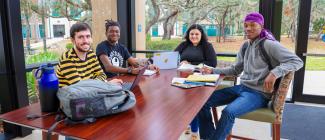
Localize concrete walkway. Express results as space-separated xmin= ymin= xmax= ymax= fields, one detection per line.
xmin=29 ymin=38 xmax=66 ymax=49
xmin=303 ymin=71 xmax=325 ymax=96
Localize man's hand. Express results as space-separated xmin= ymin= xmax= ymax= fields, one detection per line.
xmin=264 ymin=72 xmax=277 ymax=93
xmin=131 ymin=67 xmax=141 ymax=74
xmin=108 ymin=79 xmax=123 ymax=85
xmin=200 ymin=66 xmax=213 ymax=74
xmin=148 ymin=64 xmax=160 ymax=73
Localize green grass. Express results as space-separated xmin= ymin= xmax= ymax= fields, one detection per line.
xmin=146 ymin=39 xmax=182 ymax=51
xmin=305 ymin=56 xmax=325 ymax=71
xmin=25 ymin=52 xmax=59 ymax=64
xmin=218 ymin=56 xmax=325 ymax=71
xmin=218 ymin=57 xmax=236 ymax=62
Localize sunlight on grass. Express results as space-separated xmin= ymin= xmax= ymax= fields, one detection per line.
xmin=306 ymin=56 xmax=325 ymax=71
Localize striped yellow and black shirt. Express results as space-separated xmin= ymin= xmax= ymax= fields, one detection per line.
xmin=56 ymin=49 xmax=107 ymax=88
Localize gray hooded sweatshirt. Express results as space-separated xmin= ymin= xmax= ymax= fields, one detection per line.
xmin=213 ymin=38 xmax=303 ymax=98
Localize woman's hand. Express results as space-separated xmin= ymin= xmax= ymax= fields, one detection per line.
xmin=200 ymin=66 xmax=213 ymax=74
xmin=180 ymin=60 xmax=189 ymax=65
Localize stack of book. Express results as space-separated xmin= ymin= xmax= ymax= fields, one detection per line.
xmin=184 ymin=74 xmax=220 ymax=86
xmin=171 ymin=73 xmax=220 ymax=89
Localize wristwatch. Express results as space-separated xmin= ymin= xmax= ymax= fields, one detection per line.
xmin=127 ymin=67 xmax=132 ymax=74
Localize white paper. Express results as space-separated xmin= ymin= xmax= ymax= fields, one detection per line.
xmin=143 ymin=69 xmax=157 ymax=76
xmin=171 ymin=77 xmax=186 ymax=84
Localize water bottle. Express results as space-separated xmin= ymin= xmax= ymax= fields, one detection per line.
xmin=35 ymin=64 xmax=59 ymax=112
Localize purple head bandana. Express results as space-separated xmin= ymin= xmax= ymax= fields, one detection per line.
xmin=244 ymin=12 xmax=275 ymax=41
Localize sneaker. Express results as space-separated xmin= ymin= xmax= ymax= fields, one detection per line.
xmin=191 ymin=133 xmax=199 ymax=140
xmin=184 ymin=126 xmax=191 ymax=135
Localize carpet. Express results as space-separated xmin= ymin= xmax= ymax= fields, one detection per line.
xmin=281 ymin=103 xmax=325 ymax=140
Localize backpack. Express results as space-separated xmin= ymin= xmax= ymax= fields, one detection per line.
xmin=45 ymin=79 xmax=136 ymax=140
xmin=57 ymin=79 xmax=136 ymax=120
xmin=241 ymin=39 xmax=281 ymax=91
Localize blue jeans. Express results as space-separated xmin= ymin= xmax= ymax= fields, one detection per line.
xmin=198 ymin=85 xmax=268 ymax=140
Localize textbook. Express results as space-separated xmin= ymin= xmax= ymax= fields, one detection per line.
xmin=171 ymin=77 xmax=203 ymax=89
xmin=185 ymin=74 xmax=220 ymax=82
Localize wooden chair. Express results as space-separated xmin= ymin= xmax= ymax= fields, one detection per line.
xmin=213 ymin=72 xmax=294 ymax=140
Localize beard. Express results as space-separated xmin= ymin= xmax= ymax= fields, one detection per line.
xmin=76 ymin=43 xmax=91 ymax=53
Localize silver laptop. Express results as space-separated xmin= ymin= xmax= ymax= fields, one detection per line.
xmin=152 ymin=51 xmax=179 ymax=69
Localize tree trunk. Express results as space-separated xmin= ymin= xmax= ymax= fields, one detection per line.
xmin=315 ymin=30 xmax=323 ymax=41
xmin=162 ymin=10 xmax=178 ymax=40
xmin=290 ymin=21 xmax=296 ymax=43
xmin=23 ymin=6 xmax=31 ymax=55
xmin=145 ymin=0 xmax=160 ymax=34
xmin=41 ymin=1 xmax=47 ymax=52
xmin=221 ymin=7 xmax=229 ymax=42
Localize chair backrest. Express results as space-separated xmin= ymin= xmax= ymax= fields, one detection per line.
xmin=271 ymin=71 xmax=294 ymax=123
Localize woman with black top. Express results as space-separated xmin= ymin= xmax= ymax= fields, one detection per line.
xmin=175 ymin=24 xmax=217 ymax=67
xmin=175 ymin=24 xmax=217 ymax=139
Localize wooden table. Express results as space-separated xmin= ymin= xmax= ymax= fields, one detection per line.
xmin=0 ymin=70 xmax=218 ymax=140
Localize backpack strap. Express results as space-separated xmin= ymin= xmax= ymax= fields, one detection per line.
xmin=258 ymin=39 xmax=282 ymax=91
xmin=46 ymin=109 xmax=97 ymax=140
xmin=258 ymin=39 xmax=273 ymax=70
xmin=241 ymin=41 xmax=249 ymax=58
xmin=47 ymin=115 xmax=65 ymax=140
xmin=241 ymin=39 xmax=281 ymax=91
xmin=46 ymin=109 xmax=66 ymax=140
xmin=241 ymin=39 xmax=272 ymax=70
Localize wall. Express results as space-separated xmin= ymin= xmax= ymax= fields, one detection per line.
xmin=91 ymin=0 xmax=117 ymax=50
xmin=135 ymin=0 xmax=146 ymax=58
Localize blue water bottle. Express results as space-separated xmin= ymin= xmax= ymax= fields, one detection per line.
xmin=35 ymin=64 xmax=59 ymax=112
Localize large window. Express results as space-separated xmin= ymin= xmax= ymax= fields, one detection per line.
xmin=145 ymin=0 xmax=259 ymax=62
xmin=20 ymin=0 xmax=91 ymax=103
xmin=302 ymin=0 xmax=325 ymax=97
xmin=281 ymin=0 xmax=325 ymax=100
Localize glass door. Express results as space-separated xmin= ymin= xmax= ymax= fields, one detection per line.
xmin=292 ymin=0 xmax=325 ymax=104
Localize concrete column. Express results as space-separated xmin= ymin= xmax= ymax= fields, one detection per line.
xmin=135 ymin=0 xmax=146 ymax=58
xmin=91 ymin=0 xmax=117 ymax=50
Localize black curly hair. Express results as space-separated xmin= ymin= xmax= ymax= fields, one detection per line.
xmin=184 ymin=24 xmax=208 ymax=46
xmin=105 ymin=19 xmax=120 ymax=32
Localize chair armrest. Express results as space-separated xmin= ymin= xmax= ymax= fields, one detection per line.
xmin=217 ymin=60 xmax=237 ymax=85
xmin=272 ymin=71 xmax=294 ymax=123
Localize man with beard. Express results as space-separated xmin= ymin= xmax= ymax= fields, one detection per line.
xmin=96 ymin=20 xmax=159 ymax=77
xmin=56 ymin=22 xmax=122 ymax=88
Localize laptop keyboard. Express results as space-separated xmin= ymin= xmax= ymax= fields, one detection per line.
xmin=122 ymin=82 xmax=132 ymax=90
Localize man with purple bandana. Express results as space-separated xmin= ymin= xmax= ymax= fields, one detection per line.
xmin=197 ymin=12 xmax=303 ymax=140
